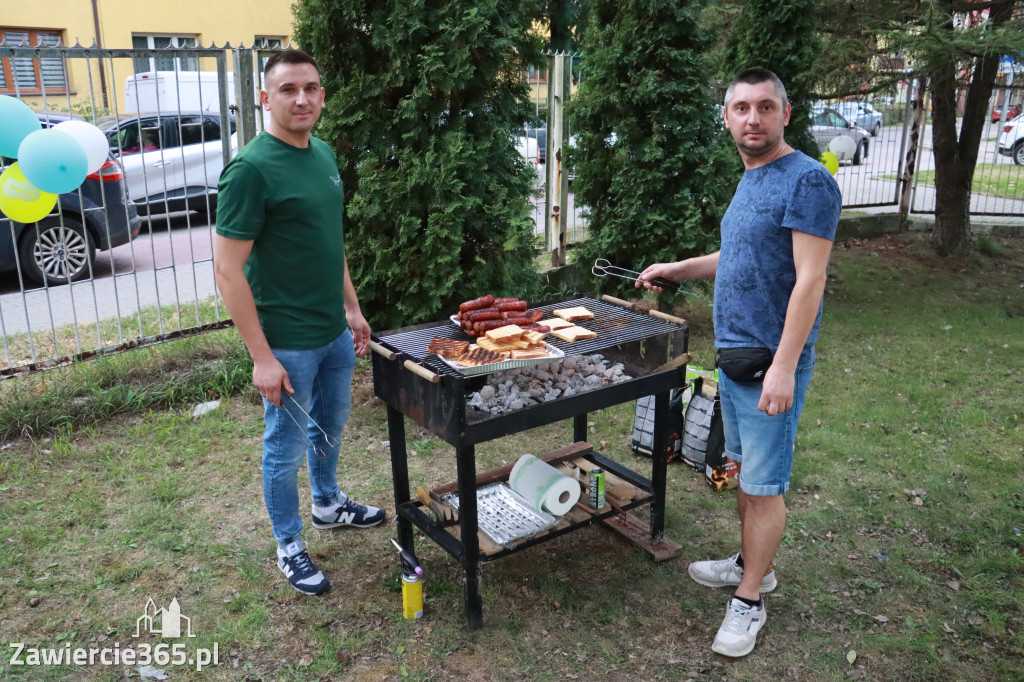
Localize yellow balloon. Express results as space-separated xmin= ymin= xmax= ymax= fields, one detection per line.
xmin=820 ymin=151 xmax=839 ymax=176
xmin=0 ymin=162 xmax=57 ymax=224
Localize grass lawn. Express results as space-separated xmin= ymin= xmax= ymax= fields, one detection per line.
xmin=1 ymin=232 xmax=1022 ymax=681
xmin=898 ymin=164 xmax=1024 ymax=201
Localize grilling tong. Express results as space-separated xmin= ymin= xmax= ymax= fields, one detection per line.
xmin=592 ymin=258 xmax=687 ymax=293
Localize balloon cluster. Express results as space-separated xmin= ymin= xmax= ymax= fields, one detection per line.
xmin=0 ymin=95 xmax=110 ymax=224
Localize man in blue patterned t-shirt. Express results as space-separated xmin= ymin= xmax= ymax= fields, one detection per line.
xmin=637 ymin=67 xmax=841 ymax=657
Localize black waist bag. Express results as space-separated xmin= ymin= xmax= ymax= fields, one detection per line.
xmin=716 ymin=347 xmax=774 ymax=382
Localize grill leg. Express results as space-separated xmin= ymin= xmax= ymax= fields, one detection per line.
xmin=387 ymin=406 xmax=416 ymax=560
xmin=650 ymin=391 xmax=670 ymax=540
xmin=455 ymin=443 xmax=483 ymax=629
xmin=573 ymin=413 xmax=588 ymax=443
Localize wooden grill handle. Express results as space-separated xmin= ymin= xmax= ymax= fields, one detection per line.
xmin=368 ymin=340 xmax=396 ymax=361
xmin=403 ymin=359 xmax=440 ymax=384
xmin=649 ymin=309 xmax=687 ymax=325
xmin=601 ymin=294 xmax=636 ymax=309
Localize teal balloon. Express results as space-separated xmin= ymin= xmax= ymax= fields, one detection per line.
xmin=17 ymin=129 xmax=88 ymax=194
xmin=0 ymin=95 xmax=42 ymax=158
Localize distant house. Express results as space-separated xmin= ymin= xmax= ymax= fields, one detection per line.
xmin=1 ymin=0 xmax=293 ymax=111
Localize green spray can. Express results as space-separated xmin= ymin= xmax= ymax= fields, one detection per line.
xmin=588 ymin=467 xmax=605 ymax=509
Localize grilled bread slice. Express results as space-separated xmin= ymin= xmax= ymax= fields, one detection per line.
xmin=553 ymin=306 xmax=594 ymax=322
xmin=550 ymin=325 xmax=597 ymax=342
xmin=454 ymin=347 xmax=506 ymax=367
xmin=522 ymin=330 xmax=546 ymax=345
xmin=484 ymin=324 xmax=526 ymax=343
xmin=540 ymin=317 xmax=574 ymax=330
xmin=427 ymin=337 xmax=470 ymax=359
xmin=509 ymin=348 xmax=550 ymax=359
xmin=477 ymin=337 xmax=521 ymax=353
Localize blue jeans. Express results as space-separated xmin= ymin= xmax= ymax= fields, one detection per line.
xmin=262 ymin=329 xmax=355 ymax=549
xmin=719 ymin=364 xmax=814 ymax=496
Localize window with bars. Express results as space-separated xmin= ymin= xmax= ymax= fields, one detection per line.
xmin=0 ymin=28 xmax=69 ymax=95
xmin=256 ymin=36 xmax=285 ymax=70
xmin=131 ymin=34 xmax=199 ymax=74
xmin=255 ymin=36 xmax=284 ymax=49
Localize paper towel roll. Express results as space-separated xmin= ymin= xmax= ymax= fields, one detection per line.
xmin=509 ymin=453 xmax=581 ymax=516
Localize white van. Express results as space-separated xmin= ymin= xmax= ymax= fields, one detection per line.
xmin=124 ymin=71 xmax=235 ymax=114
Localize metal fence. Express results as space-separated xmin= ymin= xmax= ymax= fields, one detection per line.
xmin=2 ymin=44 xmax=1021 ymax=380
xmin=1 ymin=42 xmax=266 ymax=379
xmin=526 ymin=56 xmax=1023 ymax=260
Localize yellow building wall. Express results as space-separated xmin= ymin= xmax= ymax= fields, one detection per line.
xmin=3 ymin=0 xmax=293 ymax=113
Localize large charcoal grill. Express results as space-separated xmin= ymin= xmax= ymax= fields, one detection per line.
xmin=371 ymin=296 xmax=689 ymax=628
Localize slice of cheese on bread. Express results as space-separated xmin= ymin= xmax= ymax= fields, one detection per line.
xmin=484 ymin=324 xmax=526 ymax=343
xmin=552 ymin=306 xmax=594 ymax=322
xmin=550 ymin=325 xmax=597 ymax=343
xmin=540 ymin=317 xmax=574 ymax=330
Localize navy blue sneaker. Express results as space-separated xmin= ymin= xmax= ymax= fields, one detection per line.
xmin=311 ymin=498 xmax=386 ymax=529
xmin=277 ymin=542 xmax=330 ymax=595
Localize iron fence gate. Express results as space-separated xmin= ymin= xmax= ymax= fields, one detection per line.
xmin=2 ymin=43 xmax=1020 ymax=381
xmin=0 ymin=41 xmax=269 ymax=380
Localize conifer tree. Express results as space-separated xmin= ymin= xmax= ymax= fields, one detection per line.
xmin=293 ymin=0 xmax=543 ymax=328
xmin=568 ymin=0 xmax=737 ymax=297
xmin=717 ymin=0 xmax=820 ymax=159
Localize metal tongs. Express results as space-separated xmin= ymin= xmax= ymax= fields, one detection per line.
xmin=592 ymin=258 xmax=689 ymax=293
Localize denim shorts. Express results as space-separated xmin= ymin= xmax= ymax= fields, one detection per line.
xmin=718 ymin=364 xmax=814 ymax=496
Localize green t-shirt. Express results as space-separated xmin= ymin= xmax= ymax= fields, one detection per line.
xmin=216 ymin=132 xmax=347 ymax=350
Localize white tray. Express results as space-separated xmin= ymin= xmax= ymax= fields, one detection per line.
xmin=436 ymin=342 xmax=564 ymax=376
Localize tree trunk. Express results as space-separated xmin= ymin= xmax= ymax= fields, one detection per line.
xmin=930 ymin=56 xmax=975 ymax=255
xmin=928 ymin=0 xmax=1015 ymax=256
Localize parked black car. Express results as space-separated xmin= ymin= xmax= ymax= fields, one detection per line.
xmin=0 ymin=111 xmax=143 ymax=286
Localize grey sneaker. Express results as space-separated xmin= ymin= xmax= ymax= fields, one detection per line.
xmin=688 ymin=553 xmax=778 ymax=593
xmin=311 ymin=498 xmax=386 ymax=529
xmin=277 ymin=542 xmax=330 ymax=595
xmin=712 ymin=597 xmax=767 ymax=657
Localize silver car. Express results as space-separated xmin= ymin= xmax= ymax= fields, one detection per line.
xmin=811 ymin=107 xmax=870 ymax=166
xmin=833 ymin=101 xmax=884 ymax=137
xmin=95 ymin=112 xmax=236 ymax=216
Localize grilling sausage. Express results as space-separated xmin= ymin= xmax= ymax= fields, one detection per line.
xmin=459 ymin=295 xmax=495 ymax=313
xmin=524 ymin=323 xmax=551 ymax=333
xmin=496 ymin=300 xmax=527 ymax=313
xmin=502 ymin=309 xmax=543 ymax=324
xmin=464 ymin=308 xmax=502 ymax=322
xmin=472 ymin=319 xmax=514 ymax=333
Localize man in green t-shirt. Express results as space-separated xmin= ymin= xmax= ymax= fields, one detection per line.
xmin=214 ymin=48 xmax=385 ymax=596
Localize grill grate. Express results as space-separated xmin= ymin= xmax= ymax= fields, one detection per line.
xmin=376 ymin=297 xmax=682 ymax=377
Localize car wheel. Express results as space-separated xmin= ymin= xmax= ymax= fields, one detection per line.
xmin=1014 ymin=142 xmax=1024 ymax=167
xmin=852 ymin=141 xmax=865 ymax=166
xmin=872 ymin=122 xmax=881 ymax=137
xmin=18 ymin=217 xmax=96 ymax=286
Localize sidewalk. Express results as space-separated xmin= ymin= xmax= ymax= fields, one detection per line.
xmin=0 ymin=261 xmax=220 ymax=338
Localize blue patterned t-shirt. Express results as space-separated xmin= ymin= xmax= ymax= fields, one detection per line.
xmin=713 ymin=151 xmax=842 ymax=366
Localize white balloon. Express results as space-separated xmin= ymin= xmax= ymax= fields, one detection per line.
xmin=827 ymin=135 xmax=857 ymax=161
xmin=52 ymin=120 xmax=110 ymax=175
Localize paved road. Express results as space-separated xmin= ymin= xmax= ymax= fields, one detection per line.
xmin=0 ymin=213 xmax=221 ymax=337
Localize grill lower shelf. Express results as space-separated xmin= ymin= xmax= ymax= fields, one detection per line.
xmin=399 ymin=442 xmax=672 ymax=561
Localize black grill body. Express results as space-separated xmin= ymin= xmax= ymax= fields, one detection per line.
xmin=371 ymin=296 xmax=688 ymax=628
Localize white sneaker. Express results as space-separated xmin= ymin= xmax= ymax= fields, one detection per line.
xmin=688 ymin=553 xmax=777 ymax=593
xmin=712 ymin=598 xmax=766 ymax=657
